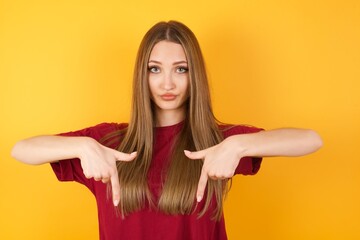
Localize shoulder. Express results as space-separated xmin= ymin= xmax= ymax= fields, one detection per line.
xmin=91 ymin=122 xmax=128 ymax=133
xmin=218 ymin=124 xmax=264 ymax=138
xmin=57 ymin=122 xmax=128 ymax=140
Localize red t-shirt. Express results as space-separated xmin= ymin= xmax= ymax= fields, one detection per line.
xmin=51 ymin=122 xmax=262 ymax=240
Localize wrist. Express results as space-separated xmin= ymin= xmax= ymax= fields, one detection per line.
xmin=74 ymin=136 xmax=95 ymax=159
xmin=227 ymin=134 xmax=253 ymax=158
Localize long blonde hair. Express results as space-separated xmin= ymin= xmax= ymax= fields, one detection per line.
xmin=114 ymin=21 xmax=228 ymax=220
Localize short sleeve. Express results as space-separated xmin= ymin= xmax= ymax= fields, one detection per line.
xmin=50 ymin=122 xmax=126 ymax=191
xmin=221 ymin=124 xmax=264 ymax=176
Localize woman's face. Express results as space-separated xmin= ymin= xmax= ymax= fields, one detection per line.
xmin=148 ymin=40 xmax=189 ymax=123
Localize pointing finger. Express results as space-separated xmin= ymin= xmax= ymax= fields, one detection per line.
xmin=110 ymin=169 xmax=121 ymax=206
xmin=196 ymin=167 xmax=209 ymax=202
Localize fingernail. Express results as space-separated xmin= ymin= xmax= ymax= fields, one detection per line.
xmin=113 ymin=199 xmax=119 ymax=206
xmin=197 ymin=195 xmax=202 ymax=202
xmin=131 ymin=151 xmax=137 ymax=156
xmin=184 ymin=150 xmax=191 ymax=155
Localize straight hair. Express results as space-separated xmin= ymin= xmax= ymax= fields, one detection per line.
xmin=107 ymin=21 xmax=229 ymax=220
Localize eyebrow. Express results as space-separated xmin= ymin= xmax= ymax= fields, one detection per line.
xmin=148 ymin=60 xmax=188 ymax=65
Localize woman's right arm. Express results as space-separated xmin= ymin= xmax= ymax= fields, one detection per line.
xmin=11 ymin=135 xmax=137 ymax=206
xmin=11 ymin=135 xmax=90 ymax=165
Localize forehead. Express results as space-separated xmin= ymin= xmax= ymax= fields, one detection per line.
xmin=149 ymin=41 xmax=187 ymax=62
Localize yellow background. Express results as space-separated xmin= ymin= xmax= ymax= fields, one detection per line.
xmin=1 ymin=0 xmax=359 ymax=239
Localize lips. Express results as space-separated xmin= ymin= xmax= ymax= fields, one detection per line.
xmin=160 ymin=94 xmax=177 ymax=101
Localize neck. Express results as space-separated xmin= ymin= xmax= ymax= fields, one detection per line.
xmin=154 ymin=107 xmax=186 ymax=127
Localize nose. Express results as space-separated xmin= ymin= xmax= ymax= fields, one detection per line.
xmin=162 ymin=71 xmax=175 ymax=91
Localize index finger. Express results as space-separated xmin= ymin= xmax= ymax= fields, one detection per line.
xmin=110 ymin=170 xmax=120 ymax=207
xmin=196 ymin=167 xmax=209 ymax=202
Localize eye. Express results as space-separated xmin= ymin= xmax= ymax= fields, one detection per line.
xmin=148 ymin=66 xmax=160 ymax=73
xmin=177 ymin=66 xmax=188 ymax=73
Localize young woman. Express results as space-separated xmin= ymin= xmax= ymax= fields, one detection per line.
xmin=11 ymin=21 xmax=322 ymax=239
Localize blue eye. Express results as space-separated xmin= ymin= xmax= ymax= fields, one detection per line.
xmin=148 ymin=66 xmax=160 ymax=73
xmin=177 ymin=67 xmax=188 ymax=73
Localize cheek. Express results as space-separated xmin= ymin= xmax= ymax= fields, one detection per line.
xmin=148 ymin=77 xmax=157 ymax=96
xmin=180 ymin=76 xmax=190 ymax=94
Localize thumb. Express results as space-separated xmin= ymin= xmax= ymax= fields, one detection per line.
xmin=184 ymin=149 xmax=207 ymax=160
xmin=113 ymin=150 xmax=137 ymax=162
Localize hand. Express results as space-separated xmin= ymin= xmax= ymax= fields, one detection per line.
xmin=79 ymin=138 xmax=137 ymax=206
xmin=184 ymin=137 xmax=244 ymax=202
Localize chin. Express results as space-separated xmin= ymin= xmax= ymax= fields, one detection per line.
xmin=158 ymin=105 xmax=180 ymax=111
xmin=156 ymin=102 xmax=185 ymax=111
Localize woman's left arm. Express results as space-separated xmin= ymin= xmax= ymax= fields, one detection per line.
xmin=231 ymin=128 xmax=323 ymax=157
xmin=185 ymin=128 xmax=323 ymax=202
